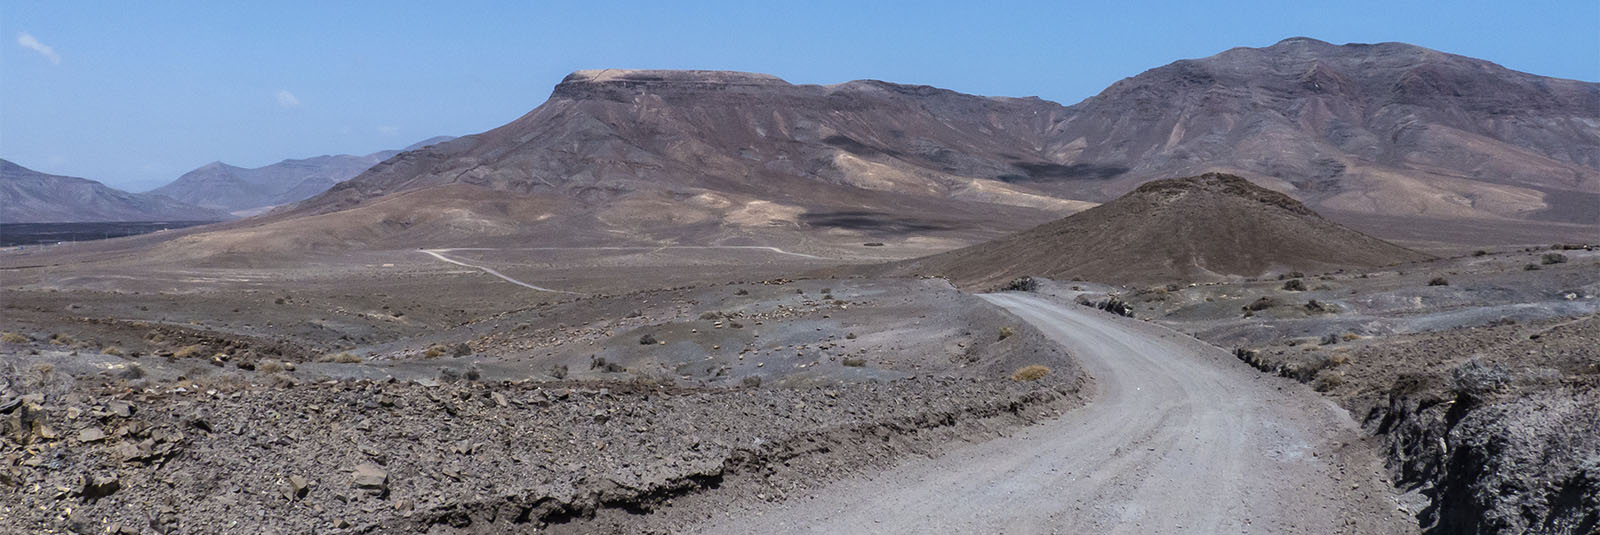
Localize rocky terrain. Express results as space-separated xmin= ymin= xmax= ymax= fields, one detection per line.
xmin=0 ymin=253 xmax=1087 ymax=533
xmin=1043 ymin=245 xmax=1600 ymax=534
xmin=881 ymin=172 xmax=1432 ymax=286
xmin=0 ymin=160 xmax=229 ymax=224
xmin=149 ymin=136 xmax=454 ymax=215
xmin=1044 ymin=37 xmax=1600 ymax=229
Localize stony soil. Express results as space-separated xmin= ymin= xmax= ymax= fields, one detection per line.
xmin=1068 ymin=246 xmax=1600 ymax=534
xmin=0 ymin=363 xmax=1079 ymax=534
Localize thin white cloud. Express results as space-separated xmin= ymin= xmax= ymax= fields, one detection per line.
xmin=17 ymin=32 xmax=61 ymax=65
xmin=275 ymin=89 xmax=301 ymax=108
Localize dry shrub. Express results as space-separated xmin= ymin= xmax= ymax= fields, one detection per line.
xmin=1012 ymin=365 xmax=1051 ymax=381
xmin=423 ymin=345 xmax=445 ymax=358
xmin=321 ymin=352 xmax=362 ymax=363
xmin=173 ymin=344 xmax=207 ymax=359
xmin=102 ymin=346 xmax=124 ymax=356
xmin=997 ymin=326 xmax=1016 ymax=340
xmin=841 ymin=358 xmax=867 ymax=367
xmin=48 ymin=333 xmax=76 ymax=346
xmin=257 ymin=360 xmax=285 ymax=373
xmin=1 ymin=332 xmax=28 ymax=344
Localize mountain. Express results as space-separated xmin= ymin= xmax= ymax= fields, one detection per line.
xmin=1036 ymin=37 xmax=1599 ymax=227
xmin=156 ymin=39 xmax=1600 ymax=256
xmin=0 ymin=159 xmax=229 ymax=224
xmin=149 ymin=136 xmax=455 ymax=214
xmin=884 ymin=173 xmax=1434 ymax=287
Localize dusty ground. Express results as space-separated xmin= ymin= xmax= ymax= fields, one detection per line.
xmin=2 ymin=237 xmax=1595 ymax=533
xmin=1060 ymin=245 xmax=1600 ymax=534
xmin=0 ymin=244 xmax=1086 ymax=534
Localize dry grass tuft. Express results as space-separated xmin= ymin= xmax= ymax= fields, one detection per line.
xmin=1 ymin=332 xmax=29 ymax=344
xmin=173 ymin=344 xmax=207 ymax=359
xmin=1012 ymin=365 xmax=1051 ymax=381
xmin=321 ymin=352 xmax=362 ymax=363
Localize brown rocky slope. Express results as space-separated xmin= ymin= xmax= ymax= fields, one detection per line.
xmin=884 ymin=172 xmax=1434 ymax=286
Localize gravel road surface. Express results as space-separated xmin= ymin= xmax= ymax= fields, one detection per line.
xmin=692 ymin=292 xmax=1413 ymax=534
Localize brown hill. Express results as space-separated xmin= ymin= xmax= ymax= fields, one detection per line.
xmin=886 ymin=173 xmax=1434 ymax=287
xmin=1036 ymin=37 xmax=1599 ymax=229
xmin=128 ymin=39 xmax=1599 ymax=258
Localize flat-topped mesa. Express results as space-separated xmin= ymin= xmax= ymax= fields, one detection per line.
xmin=550 ymin=69 xmax=799 ymax=101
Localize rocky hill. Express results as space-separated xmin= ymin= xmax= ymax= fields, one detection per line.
xmin=137 ymin=39 xmax=1600 ymax=255
xmin=1038 ymin=37 xmax=1599 ymax=227
xmin=149 ymin=136 xmax=454 ymax=214
xmin=0 ymin=159 xmax=229 ymax=223
xmin=887 ymin=173 xmax=1434 ymax=286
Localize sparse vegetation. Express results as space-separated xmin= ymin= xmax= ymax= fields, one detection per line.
xmin=1428 ymin=277 xmax=1449 ymax=286
xmin=48 ymin=333 xmax=76 ymax=346
xmin=1011 ymin=365 xmax=1050 ymax=381
xmin=699 ymin=311 xmax=722 ymax=320
xmin=1000 ymin=276 xmax=1039 ymax=292
xmin=321 ymin=352 xmax=362 ymax=363
xmin=1524 ymin=263 xmax=1541 ymax=271
xmin=845 ymin=332 xmax=857 ymax=340
xmin=638 ymin=334 xmax=659 ymax=345
xmin=1472 ymin=250 xmax=1489 ymax=257
xmin=733 ymin=288 xmax=749 ymax=296
xmin=590 ymin=356 xmax=624 ymax=373
xmin=102 ymin=346 xmax=124 ymax=356
xmin=257 ymin=360 xmax=285 ymax=373
xmin=841 ymin=358 xmax=867 ymax=367
xmin=547 ymin=364 xmax=568 ymax=380
xmin=1281 ymin=279 xmax=1307 ymax=291
xmin=1 ymin=332 xmax=28 ymax=344
xmin=174 ymin=344 xmax=208 ymax=359
xmin=997 ymin=326 xmax=1016 ymax=340
xmin=424 ymin=345 xmax=446 ymax=358
xmin=453 ymin=343 xmax=472 ymax=357
xmin=1541 ymin=253 xmax=1568 ymax=265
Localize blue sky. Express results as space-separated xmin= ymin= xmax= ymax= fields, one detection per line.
xmin=4 ymin=1 xmax=1597 ymax=191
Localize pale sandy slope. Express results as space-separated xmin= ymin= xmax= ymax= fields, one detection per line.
xmin=691 ymin=293 xmax=1416 ymax=534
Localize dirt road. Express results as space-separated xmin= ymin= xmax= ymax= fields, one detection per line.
xmin=692 ymin=293 xmax=1413 ymax=534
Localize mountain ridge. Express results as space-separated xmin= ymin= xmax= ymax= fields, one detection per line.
xmin=0 ymin=159 xmax=230 ymax=224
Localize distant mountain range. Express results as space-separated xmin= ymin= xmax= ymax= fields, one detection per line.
xmin=149 ymin=136 xmax=455 ymax=214
xmin=20 ymin=38 xmax=1600 ymax=251
xmin=208 ymin=37 xmax=1592 ymax=255
xmin=0 ymin=159 xmax=228 ymax=223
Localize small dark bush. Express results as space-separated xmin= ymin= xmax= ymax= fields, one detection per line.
xmin=734 ymin=289 xmax=750 ymax=296
xmin=1243 ymin=297 xmax=1278 ymax=311
xmin=453 ymin=343 xmax=472 ymax=357
xmin=1541 ymin=253 xmax=1568 ymax=265
xmin=841 ymin=358 xmax=867 ymax=367
xmin=548 ymin=364 xmax=568 ymax=380
xmin=1524 ymin=264 xmax=1541 ymax=271
xmin=589 ymin=356 xmax=624 ymax=373
xmin=638 ymin=334 xmax=658 ymax=345
xmin=463 ymin=364 xmax=481 ymax=381
xmin=1000 ymin=276 xmax=1039 ymax=292
xmin=1282 ymin=279 xmax=1307 ymax=291
xmin=741 ymin=376 xmax=762 ymax=387
xmin=1427 ymin=277 xmax=1449 ymax=286
xmin=1472 ymin=250 xmax=1489 ymax=257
